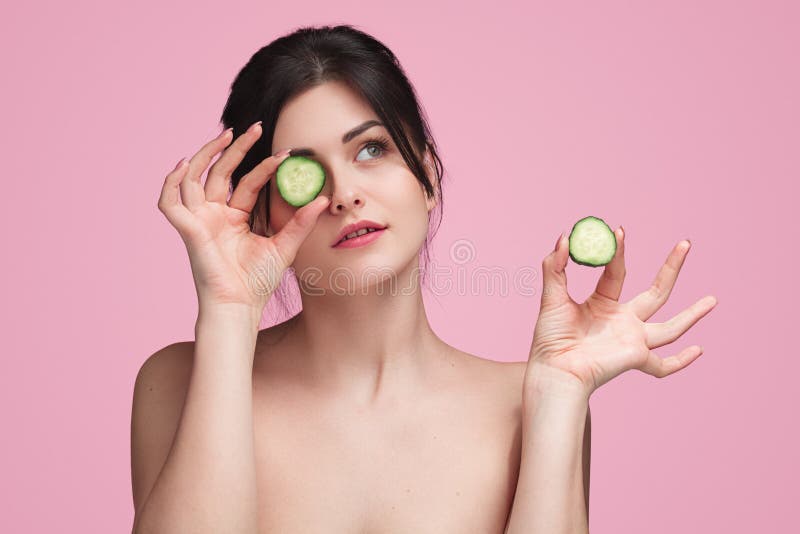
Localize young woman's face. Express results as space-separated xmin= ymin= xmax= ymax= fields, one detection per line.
xmin=269 ymin=80 xmax=436 ymax=292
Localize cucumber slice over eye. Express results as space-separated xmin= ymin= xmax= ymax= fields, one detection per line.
xmin=275 ymin=155 xmax=326 ymax=207
xmin=568 ymin=216 xmax=617 ymax=267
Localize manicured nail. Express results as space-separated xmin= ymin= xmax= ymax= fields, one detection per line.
xmin=221 ymin=127 xmax=233 ymax=138
xmin=620 ymin=225 xmax=625 ymax=238
xmin=274 ymin=148 xmax=292 ymax=158
xmin=175 ymin=157 xmax=187 ymax=170
xmin=555 ymin=232 xmax=564 ymax=252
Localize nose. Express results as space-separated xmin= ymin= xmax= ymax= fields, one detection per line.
xmin=327 ymin=172 xmax=365 ymax=214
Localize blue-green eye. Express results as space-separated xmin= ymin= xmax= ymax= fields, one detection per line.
xmin=356 ymin=136 xmax=390 ymax=161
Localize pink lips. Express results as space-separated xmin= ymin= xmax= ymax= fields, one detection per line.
xmin=333 ymin=228 xmax=386 ymax=249
xmin=331 ymin=219 xmax=388 ymax=247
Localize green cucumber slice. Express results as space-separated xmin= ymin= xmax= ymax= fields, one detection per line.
xmin=275 ymin=155 xmax=326 ymax=207
xmin=568 ymin=216 xmax=617 ymax=267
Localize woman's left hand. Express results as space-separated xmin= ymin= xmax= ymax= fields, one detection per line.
xmin=525 ymin=226 xmax=718 ymax=399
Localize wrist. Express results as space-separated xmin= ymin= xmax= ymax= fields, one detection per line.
xmin=197 ymin=302 xmax=263 ymax=331
xmin=524 ymin=363 xmax=592 ymax=404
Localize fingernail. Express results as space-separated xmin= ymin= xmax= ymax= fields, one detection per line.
xmin=274 ymin=148 xmax=292 ymax=158
xmin=174 ymin=157 xmax=187 ymax=170
xmin=221 ymin=127 xmax=233 ymax=139
xmin=554 ymin=232 xmax=564 ymax=252
xmin=620 ymin=225 xmax=625 ymax=238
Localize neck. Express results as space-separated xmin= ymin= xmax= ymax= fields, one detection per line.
xmin=284 ymin=260 xmax=446 ymax=406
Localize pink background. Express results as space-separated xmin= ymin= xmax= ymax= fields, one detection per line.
xmin=2 ymin=1 xmax=797 ymax=532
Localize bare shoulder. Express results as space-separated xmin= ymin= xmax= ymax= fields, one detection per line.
xmin=446 ymin=349 xmax=527 ymax=416
xmin=135 ymin=341 xmax=194 ymax=383
xmin=130 ymin=341 xmax=196 ymax=512
xmin=457 ymin=350 xmax=527 ymax=390
xmin=132 ymin=342 xmax=196 ymax=426
xmin=130 ymin=321 xmax=291 ymax=512
xmin=135 ymin=313 xmax=298 ymax=389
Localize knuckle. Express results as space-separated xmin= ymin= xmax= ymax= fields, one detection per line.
xmin=662 ymin=319 xmax=676 ymax=337
xmin=246 ymin=181 xmax=261 ymax=195
xmin=648 ymin=285 xmax=663 ymax=300
xmin=652 ymin=364 xmax=665 ymax=379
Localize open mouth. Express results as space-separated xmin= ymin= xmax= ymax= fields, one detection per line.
xmin=333 ymin=227 xmax=386 ymax=248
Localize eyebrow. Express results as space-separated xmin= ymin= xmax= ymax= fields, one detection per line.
xmin=288 ymin=120 xmax=385 ymax=157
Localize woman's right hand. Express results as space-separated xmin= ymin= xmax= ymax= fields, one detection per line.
xmin=158 ymin=121 xmax=330 ymax=314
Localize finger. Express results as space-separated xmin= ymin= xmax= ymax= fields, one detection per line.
xmin=540 ymin=232 xmax=571 ymax=310
xmin=228 ymin=148 xmax=292 ymax=214
xmin=157 ymin=158 xmax=196 ymax=235
xmin=180 ymin=128 xmax=234 ymax=210
xmin=643 ymin=295 xmax=718 ymax=349
xmin=592 ymin=226 xmax=625 ymax=302
xmin=270 ymin=195 xmax=331 ymax=266
xmin=638 ymin=344 xmax=704 ymax=379
xmin=628 ymin=239 xmax=691 ymax=321
xmin=205 ymin=121 xmax=263 ymax=204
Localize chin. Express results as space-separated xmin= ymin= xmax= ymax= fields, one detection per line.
xmin=293 ymin=237 xmax=422 ymax=295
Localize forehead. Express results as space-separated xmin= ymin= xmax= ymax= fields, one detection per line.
xmin=273 ymin=80 xmax=378 ymax=150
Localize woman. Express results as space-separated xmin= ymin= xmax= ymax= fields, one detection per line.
xmin=131 ymin=25 xmax=717 ymax=533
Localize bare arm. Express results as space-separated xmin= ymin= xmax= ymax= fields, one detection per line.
xmin=131 ymin=305 xmax=262 ymax=534
xmin=136 ymin=120 xmax=328 ymax=532
xmin=582 ymin=405 xmax=591 ymax=521
xmin=504 ymin=380 xmax=591 ymax=534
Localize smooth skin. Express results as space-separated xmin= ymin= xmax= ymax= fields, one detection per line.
xmin=158 ymin=125 xmax=332 ymax=310
xmin=133 ymin=81 xmax=532 ymax=534
xmin=132 ymin=80 xmax=715 ymax=534
xmin=528 ymin=231 xmax=717 ymax=393
xmin=505 ymin=229 xmax=718 ymax=533
xmin=133 ymin=122 xmax=332 ymax=534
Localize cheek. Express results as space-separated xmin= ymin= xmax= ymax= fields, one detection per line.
xmin=401 ymin=175 xmax=431 ymax=215
xmin=389 ymin=176 xmax=431 ymax=241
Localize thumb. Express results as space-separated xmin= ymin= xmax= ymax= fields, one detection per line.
xmin=270 ymin=195 xmax=331 ymax=263
xmin=540 ymin=232 xmax=571 ymax=310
